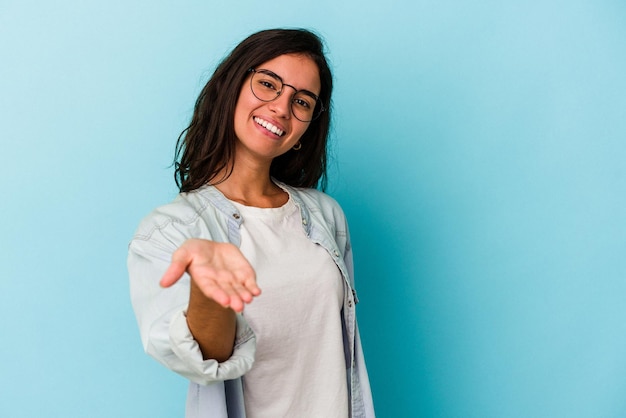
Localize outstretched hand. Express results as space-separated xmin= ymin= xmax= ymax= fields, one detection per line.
xmin=160 ymin=239 xmax=260 ymax=313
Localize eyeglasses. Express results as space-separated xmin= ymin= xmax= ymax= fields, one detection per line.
xmin=248 ymin=68 xmax=325 ymax=122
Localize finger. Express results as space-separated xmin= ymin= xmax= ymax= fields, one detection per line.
xmin=160 ymin=259 xmax=188 ymax=288
xmin=229 ymin=264 xmax=260 ymax=296
xmin=160 ymin=245 xmax=194 ymax=287
xmin=247 ymin=282 xmax=262 ymax=297
xmin=231 ymin=283 xmax=255 ymax=304
xmin=211 ymin=279 xmax=247 ymax=313
xmin=205 ymin=283 xmax=244 ymax=313
xmin=224 ymin=268 xmax=260 ymax=303
xmin=229 ymin=297 xmax=245 ymax=313
xmin=196 ymin=280 xmax=232 ymax=308
xmin=240 ymin=274 xmax=261 ymax=297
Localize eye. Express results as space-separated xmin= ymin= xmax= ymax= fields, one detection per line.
xmin=292 ymin=96 xmax=313 ymax=109
xmin=257 ymin=78 xmax=278 ymax=91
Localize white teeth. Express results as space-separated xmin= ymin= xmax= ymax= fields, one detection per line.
xmin=254 ymin=117 xmax=284 ymax=136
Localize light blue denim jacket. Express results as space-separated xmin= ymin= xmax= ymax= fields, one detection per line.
xmin=128 ymin=182 xmax=375 ymax=418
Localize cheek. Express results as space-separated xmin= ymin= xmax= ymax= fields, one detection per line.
xmin=233 ymin=93 xmax=255 ymax=134
xmin=234 ymin=82 xmax=256 ymax=116
xmin=233 ymin=106 xmax=245 ymax=137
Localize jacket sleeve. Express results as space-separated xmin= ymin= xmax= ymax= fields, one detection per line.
xmin=127 ymin=218 xmax=256 ymax=385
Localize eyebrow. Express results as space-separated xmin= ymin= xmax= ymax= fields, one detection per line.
xmin=257 ymin=69 xmax=319 ymax=99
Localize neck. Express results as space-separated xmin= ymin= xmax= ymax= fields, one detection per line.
xmin=213 ymin=155 xmax=287 ymax=208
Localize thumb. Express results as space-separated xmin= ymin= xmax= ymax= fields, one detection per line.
xmin=160 ymin=248 xmax=192 ymax=287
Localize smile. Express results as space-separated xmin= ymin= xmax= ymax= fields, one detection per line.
xmin=254 ymin=117 xmax=285 ymax=137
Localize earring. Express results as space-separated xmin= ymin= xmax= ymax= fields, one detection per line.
xmin=292 ymin=142 xmax=302 ymax=151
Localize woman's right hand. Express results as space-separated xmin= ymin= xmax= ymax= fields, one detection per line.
xmin=160 ymin=239 xmax=260 ymax=313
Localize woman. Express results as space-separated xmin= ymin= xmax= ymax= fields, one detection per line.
xmin=128 ymin=28 xmax=374 ymax=418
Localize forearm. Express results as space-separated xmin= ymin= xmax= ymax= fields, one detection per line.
xmin=186 ymin=279 xmax=237 ymax=362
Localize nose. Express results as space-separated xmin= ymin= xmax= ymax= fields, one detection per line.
xmin=268 ymin=86 xmax=295 ymax=119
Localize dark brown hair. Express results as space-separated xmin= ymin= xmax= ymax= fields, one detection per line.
xmin=174 ymin=28 xmax=333 ymax=192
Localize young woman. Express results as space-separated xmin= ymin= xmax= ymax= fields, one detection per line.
xmin=128 ymin=28 xmax=374 ymax=418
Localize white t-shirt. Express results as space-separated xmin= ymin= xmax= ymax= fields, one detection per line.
xmin=231 ymin=197 xmax=349 ymax=418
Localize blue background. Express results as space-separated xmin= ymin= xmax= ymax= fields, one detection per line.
xmin=1 ymin=0 xmax=625 ymax=417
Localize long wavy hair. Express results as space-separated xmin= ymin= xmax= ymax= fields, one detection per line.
xmin=174 ymin=28 xmax=333 ymax=192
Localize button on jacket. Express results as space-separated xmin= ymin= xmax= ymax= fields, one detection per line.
xmin=128 ymin=182 xmax=375 ymax=418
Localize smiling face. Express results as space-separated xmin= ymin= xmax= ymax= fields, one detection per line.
xmin=233 ymin=53 xmax=321 ymax=166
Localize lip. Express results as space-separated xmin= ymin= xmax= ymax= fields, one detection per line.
xmin=253 ymin=116 xmax=286 ymax=138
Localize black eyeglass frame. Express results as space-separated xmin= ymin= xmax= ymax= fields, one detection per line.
xmin=247 ymin=68 xmax=325 ymax=122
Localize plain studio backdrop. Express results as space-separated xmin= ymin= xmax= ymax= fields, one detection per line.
xmin=1 ymin=1 xmax=625 ymax=417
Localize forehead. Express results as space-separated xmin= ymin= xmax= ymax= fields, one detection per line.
xmin=256 ymin=54 xmax=321 ymax=94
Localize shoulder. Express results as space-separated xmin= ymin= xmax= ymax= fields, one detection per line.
xmin=286 ymin=186 xmax=345 ymax=218
xmin=131 ymin=187 xmax=227 ymax=243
